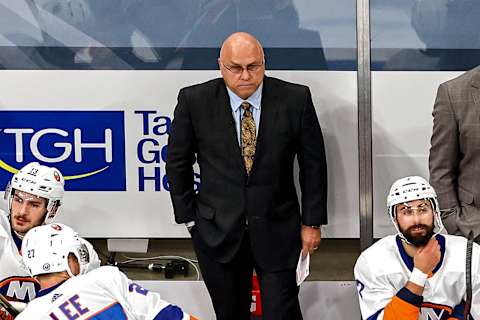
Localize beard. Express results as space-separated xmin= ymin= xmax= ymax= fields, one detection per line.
xmin=400 ymin=223 xmax=435 ymax=246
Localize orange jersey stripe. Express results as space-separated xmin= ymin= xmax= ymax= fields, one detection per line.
xmin=383 ymin=295 xmax=420 ymax=320
xmin=0 ymin=277 xmax=36 ymax=287
xmin=422 ymin=302 xmax=453 ymax=314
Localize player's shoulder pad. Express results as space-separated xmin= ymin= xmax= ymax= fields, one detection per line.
xmin=443 ymin=234 xmax=468 ymax=255
xmin=355 ymin=235 xmax=397 ymax=272
xmin=91 ymin=265 xmax=121 ymax=275
xmin=360 ymin=235 xmax=397 ymax=260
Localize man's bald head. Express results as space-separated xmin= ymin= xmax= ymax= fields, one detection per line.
xmin=219 ymin=32 xmax=264 ymax=61
xmin=218 ymin=32 xmax=265 ymax=99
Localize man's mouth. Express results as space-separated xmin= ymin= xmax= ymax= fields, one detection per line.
xmin=410 ymin=226 xmax=426 ymax=233
xmin=13 ymin=217 xmax=29 ymax=225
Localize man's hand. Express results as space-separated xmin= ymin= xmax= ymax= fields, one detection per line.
xmin=301 ymin=225 xmax=322 ymax=257
xmin=413 ymin=237 xmax=441 ymax=274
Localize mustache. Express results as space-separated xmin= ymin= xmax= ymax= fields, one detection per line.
xmin=12 ymin=214 xmax=29 ymax=221
xmin=406 ymin=224 xmax=429 ymax=232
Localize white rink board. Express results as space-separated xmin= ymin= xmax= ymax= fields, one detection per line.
xmin=372 ymin=71 xmax=463 ymax=237
xmin=0 ymin=70 xmax=358 ymax=238
xmin=138 ymin=280 xmax=360 ymax=320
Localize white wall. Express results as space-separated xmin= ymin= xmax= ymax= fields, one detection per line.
xmin=0 ymin=70 xmax=358 ymax=238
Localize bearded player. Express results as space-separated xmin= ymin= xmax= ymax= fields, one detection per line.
xmin=355 ymin=176 xmax=480 ymax=319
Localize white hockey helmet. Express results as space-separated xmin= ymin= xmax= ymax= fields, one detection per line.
xmin=387 ymin=176 xmax=443 ymax=241
xmin=22 ymin=223 xmax=90 ymax=278
xmin=5 ymin=162 xmax=64 ymax=224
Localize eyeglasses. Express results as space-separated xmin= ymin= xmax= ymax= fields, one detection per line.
xmin=396 ymin=202 xmax=432 ymax=217
xmin=221 ymin=61 xmax=264 ymax=74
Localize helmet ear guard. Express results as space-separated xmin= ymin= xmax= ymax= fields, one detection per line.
xmin=44 ymin=200 xmax=62 ymax=224
xmin=387 ymin=176 xmax=444 ymax=243
xmin=3 ymin=181 xmax=13 ymax=214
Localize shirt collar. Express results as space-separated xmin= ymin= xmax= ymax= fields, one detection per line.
xmin=227 ymin=83 xmax=263 ymax=113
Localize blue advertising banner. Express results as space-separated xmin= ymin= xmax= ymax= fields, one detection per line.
xmin=0 ymin=111 xmax=126 ymax=191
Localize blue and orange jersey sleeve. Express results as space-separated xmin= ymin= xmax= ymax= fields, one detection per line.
xmin=382 ymin=287 xmax=422 ymax=320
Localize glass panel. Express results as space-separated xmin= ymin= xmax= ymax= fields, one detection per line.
xmin=0 ymin=0 xmax=356 ymax=70
xmin=371 ymin=0 xmax=480 ymax=71
xmin=370 ymin=0 xmax=475 ymax=236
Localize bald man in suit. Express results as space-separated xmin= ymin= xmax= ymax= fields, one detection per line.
xmin=166 ymin=32 xmax=327 ymax=320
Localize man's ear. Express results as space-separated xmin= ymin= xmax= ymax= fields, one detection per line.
xmin=68 ymin=253 xmax=80 ymax=276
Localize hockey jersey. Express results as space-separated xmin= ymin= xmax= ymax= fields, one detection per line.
xmin=354 ymin=234 xmax=480 ymax=320
xmin=0 ymin=210 xmax=100 ymax=303
xmin=16 ymin=266 xmax=196 ymax=320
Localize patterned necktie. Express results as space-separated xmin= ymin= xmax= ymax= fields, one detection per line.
xmin=241 ymin=102 xmax=256 ymax=175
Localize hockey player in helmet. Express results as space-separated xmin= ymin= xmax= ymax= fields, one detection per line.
xmin=386 ymin=176 xmax=444 ymax=247
xmin=5 ymin=162 xmax=65 ymax=236
xmin=17 ymin=223 xmax=198 ymax=320
xmin=0 ymin=163 xmax=100 ymax=313
xmin=355 ymin=176 xmax=480 ymax=319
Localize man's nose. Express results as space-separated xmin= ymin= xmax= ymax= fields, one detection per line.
xmin=17 ymin=202 xmax=29 ymax=216
xmin=412 ymin=212 xmax=421 ymax=224
xmin=240 ymin=68 xmax=251 ymax=80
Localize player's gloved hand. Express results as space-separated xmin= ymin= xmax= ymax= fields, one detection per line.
xmin=413 ymin=236 xmax=441 ymax=274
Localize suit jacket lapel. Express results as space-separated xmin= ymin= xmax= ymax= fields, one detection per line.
xmin=214 ymin=81 xmax=245 ymax=175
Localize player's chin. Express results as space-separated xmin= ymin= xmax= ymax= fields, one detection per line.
xmin=236 ymin=85 xmax=256 ymax=94
xmin=12 ymin=222 xmax=32 ymax=235
xmin=406 ymin=234 xmax=431 ymax=247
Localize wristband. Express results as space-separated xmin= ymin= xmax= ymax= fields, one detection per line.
xmin=409 ymin=267 xmax=428 ymax=287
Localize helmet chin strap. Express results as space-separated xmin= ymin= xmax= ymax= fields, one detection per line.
xmin=428 ymin=198 xmax=444 ymax=236
xmin=391 ymin=215 xmax=414 ymax=245
xmin=13 ymin=230 xmax=25 ymax=239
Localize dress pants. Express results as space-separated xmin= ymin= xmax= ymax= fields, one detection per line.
xmin=193 ymin=230 xmax=302 ymax=320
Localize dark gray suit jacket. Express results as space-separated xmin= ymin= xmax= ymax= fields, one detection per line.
xmin=429 ymin=66 xmax=480 ymax=237
xmin=166 ymin=76 xmax=327 ymax=271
